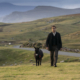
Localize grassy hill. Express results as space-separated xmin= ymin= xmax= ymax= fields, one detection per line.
xmin=0 ymin=14 xmax=80 ymax=49
xmin=0 ymin=47 xmax=80 ymax=80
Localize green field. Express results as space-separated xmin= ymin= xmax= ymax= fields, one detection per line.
xmin=0 ymin=47 xmax=80 ymax=80
xmin=0 ymin=62 xmax=80 ymax=80
xmin=0 ymin=14 xmax=80 ymax=49
xmin=0 ymin=14 xmax=80 ymax=80
xmin=0 ymin=47 xmax=80 ymax=66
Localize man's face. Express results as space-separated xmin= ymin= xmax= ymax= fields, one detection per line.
xmin=52 ymin=27 xmax=56 ymax=32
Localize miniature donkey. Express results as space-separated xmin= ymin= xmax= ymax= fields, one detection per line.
xmin=34 ymin=47 xmax=44 ymax=66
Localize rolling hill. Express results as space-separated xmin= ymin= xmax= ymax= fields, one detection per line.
xmin=0 ymin=13 xmax=80 ymax=49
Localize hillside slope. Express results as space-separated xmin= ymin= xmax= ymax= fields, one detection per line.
xmin=0 ymin=14 xmax=80 ymax=49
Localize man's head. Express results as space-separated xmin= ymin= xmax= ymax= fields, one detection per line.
xmin=51 ymin=25 xmax=56 ymax=32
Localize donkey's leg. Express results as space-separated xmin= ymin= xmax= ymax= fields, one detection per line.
xmin=38 ymin=60 xmax=39 ymax=66
xmin=36 ymin=59 xmax=37 ymax=66
xmin=40 ymin=58 xmax=42 ymax=65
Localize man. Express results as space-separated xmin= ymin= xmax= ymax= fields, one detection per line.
xmin=46 ymin=25 xmax=62 ymax=67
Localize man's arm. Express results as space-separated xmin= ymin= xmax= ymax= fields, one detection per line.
xmin=46 ymin=33 xmax=50 ymax=47
xmin=59 ymin=33 xmax=62 ymax=49
xmin=34 ymin=53 xmax=36 ymax=59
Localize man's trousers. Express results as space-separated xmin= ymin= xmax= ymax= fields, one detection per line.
xmin=50 ymin=45 xmax=58 ymax=66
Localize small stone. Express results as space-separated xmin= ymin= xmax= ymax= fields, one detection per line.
xmin=60 ymin=60 xmax=64 ymax=63
xmin=33 ymin=64 xmax=36 ymax=65
xmin=10 ymin=64 xmax=13 ymax=66
xmin=14 ymin=63 xmax=17 ymax=65
xmin=30 ymin=59 xmax=33 ymax=62
xmin=3 ymin=64 xmax=5 ymax=66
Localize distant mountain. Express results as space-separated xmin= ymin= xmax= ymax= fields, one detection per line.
xmin=0 ymin=2 xmax=35 ymax=17
xmin=0 ymin=17 xmax=4 ymax=22
xmin=2 ymin=6 xmax=80 ymax=23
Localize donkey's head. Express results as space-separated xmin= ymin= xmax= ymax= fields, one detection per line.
xmin=34 ymin=47 xmax=40 ymax=53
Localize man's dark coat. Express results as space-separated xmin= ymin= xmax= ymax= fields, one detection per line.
xmin=46 ymin=31 xmax=62 ymax=51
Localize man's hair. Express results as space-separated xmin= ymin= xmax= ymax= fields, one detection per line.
xmin=51 ymin=25 xmax=56 ymax=28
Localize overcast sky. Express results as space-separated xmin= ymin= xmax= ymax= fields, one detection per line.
xmin=0 ymin=0 xmax=80 ymax=9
